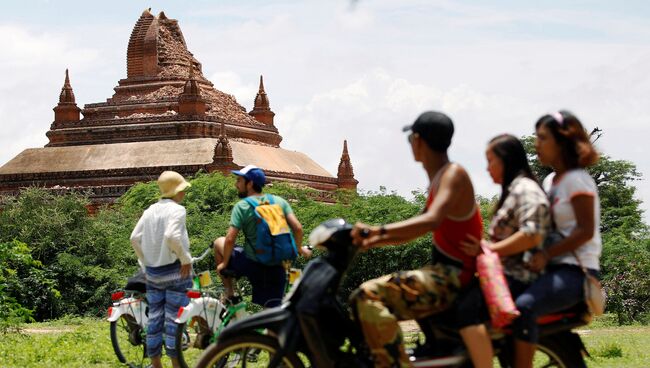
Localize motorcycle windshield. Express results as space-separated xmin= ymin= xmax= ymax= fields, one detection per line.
xmin=289 ymin=259 xmax=338 ymax=315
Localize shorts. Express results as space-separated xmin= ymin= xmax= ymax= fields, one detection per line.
xmin=226 ymin=247 xmax=286 ymax=307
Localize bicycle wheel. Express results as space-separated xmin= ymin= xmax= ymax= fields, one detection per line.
xmin=176 ymin=317 xmax=215 ymax=368
xmin=110 ymin=314 xmax=151 ymax=367
xmin=195 ymin=333 xmax=305 ymax=368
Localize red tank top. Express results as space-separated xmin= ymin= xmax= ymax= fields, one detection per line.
xmin=425 ymin=186 xmax=483 ymax=287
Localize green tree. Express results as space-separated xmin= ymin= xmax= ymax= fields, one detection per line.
xmin=0 ymin=189 xmax=139 ymax=319
xmin=0 ymin=240 xmax=50 ymax=331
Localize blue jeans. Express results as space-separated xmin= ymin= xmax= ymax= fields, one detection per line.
xmin=145 ymin=277 xmax=191 ymax=358
xmin=513 ymin=264 xmax=587 ymax=343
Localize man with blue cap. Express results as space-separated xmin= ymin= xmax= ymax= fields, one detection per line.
xmin=213 ymin=164 xmax=312 ymax=307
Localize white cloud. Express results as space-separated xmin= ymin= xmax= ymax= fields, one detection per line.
xmin=1 ymin=1 xmax=649 ymax=221
xmin=275 ymin=68 xmax=535 ymax=200
xmin=336 ymin=2 xmax=375 ymax=30
xmin=208 ymin=71 xmax=257 ymax=107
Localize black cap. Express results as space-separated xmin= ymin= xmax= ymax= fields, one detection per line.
xmin=402 ymin=111 xmax=454 ymax=152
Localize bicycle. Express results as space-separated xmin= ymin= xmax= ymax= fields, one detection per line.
xmin=174 ymin=268 xmax=248 ymax=368
xmin=107 ymin=243 xmax=214 ymax=368
xmin=174 ymin=258 xmax=304 ymax=368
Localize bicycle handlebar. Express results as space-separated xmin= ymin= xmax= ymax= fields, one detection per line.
xmin=190 ymin=241 xmax=214 ymax=263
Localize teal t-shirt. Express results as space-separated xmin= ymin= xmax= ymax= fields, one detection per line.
xmin=230 ymin=194 xmax=294 ymax=260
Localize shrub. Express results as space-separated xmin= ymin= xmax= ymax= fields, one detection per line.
xmin=0 ymin=240 xmax=54 ymax=330
xmin=601 ymin=229 xmax=650 ymax=324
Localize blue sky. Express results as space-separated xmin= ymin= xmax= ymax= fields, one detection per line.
xmin=1 ymin=0 xmax=649 ymax=221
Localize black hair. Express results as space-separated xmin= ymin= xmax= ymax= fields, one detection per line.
xmin=488 ymin=134 xmax=538 ymax=211
xmin=535 ymin=110 xmax=599 ymax=169
xmin=245 ymin=178 xmax=263 ymax=193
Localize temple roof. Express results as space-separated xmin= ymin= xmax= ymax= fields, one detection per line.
xmin=0 ymin=139 xmax=333 ymax=178
xmin=0 ymin=9 xmax=355 ymax=201
xmin=67 ymin=9 xmax=279 ymax=145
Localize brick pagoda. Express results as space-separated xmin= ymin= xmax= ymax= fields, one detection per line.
xmin=0 ymin=9 xmax=357 ymax=203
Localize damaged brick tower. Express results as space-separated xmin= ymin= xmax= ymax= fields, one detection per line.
xmin=0 ymin=9 xmax=357 ymax=204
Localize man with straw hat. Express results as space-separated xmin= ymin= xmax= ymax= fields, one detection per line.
xmin=130 ymin=170 xmax=193 ymax=368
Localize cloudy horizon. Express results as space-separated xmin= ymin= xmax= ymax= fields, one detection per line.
xmin=1 ymin=0 xmax=649 ymax=221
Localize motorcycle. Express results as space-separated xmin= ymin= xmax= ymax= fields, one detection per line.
xmin=195 ymin=219 xmax=590 ymax=368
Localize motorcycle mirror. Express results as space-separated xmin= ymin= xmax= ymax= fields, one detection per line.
xmin=308 ymin=218 xmax=349 ymax=247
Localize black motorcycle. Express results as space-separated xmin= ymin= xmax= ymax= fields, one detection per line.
xmin=195 ymin=219 xmax=590 ymax=368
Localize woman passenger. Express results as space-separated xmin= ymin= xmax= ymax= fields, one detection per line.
xmin=514 ymin=111 xmax=601 ymax=368
xmin=456 ymin=134 xmax=550 ymax=368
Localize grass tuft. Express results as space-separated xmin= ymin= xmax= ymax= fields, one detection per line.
xmin=593 ymin=342 xmax=624 ymax=358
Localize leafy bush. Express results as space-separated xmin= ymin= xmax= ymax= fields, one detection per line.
xmin=1 ymin=167 xmax=648 ymax=324
xmin=601 ymin=229 xmax=650 ymax=324
xmin=0 ymin=240 xmax=50 ymax=331
xmin=0 ymin=189 xmax=138 ymax=319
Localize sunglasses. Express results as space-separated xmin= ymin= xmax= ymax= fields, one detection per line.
xmin=407 ymin=132 xmax=419 ymax=144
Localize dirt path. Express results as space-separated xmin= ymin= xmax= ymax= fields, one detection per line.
xmin=22 ymin=327 xmax=75 ymax=334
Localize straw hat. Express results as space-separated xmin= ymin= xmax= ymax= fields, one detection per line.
xmin=158 ymin=171 xmax=191 ymax=198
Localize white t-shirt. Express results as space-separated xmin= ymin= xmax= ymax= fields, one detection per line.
xmin=543 ymin=169 xmax=601 ymax=270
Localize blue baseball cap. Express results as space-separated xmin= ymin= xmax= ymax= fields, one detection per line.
xmin=231 ymin=164 xmax=266 ymax=187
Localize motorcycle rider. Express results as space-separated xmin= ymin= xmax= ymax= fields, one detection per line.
xmin=351 ymin=111 xmax=483 ymax=368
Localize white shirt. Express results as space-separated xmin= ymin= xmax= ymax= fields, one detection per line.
xmin=543 ymin=170 xmax=601 ymax=270
xmin=130 ymin=199 xmax=192 ymax=268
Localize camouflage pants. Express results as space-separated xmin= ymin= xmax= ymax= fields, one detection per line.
xmin=351 ymin=263 xmax=461 ymax=368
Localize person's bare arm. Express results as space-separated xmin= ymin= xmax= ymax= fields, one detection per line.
xmin=490 ymin=231 xmax=542 ymax=256
xmin=286 ymin=213 xmax=303 ymax=248
xmin=528 ymin=195 xmax=595 ymax=272
xmin=353 ymin=165 xmax=468 ymax=248
xmin=286 ymin=213 xmax=311 ymax=258
xmin=217 ymin=226 xmax=239 ymax=273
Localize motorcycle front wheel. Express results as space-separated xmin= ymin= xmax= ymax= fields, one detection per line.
xmin=195 ymin=333 xmax=305 ymax=368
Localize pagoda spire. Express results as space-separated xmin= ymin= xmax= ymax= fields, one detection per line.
xmin=59 ymin=69 xmax=75 ymax=103
xmin=249 ymin=75 xmax=275 ymax=126
xmin=337 ymin=139 xmax=358 ymax=190
xmin=178 ymin=59 xmax=206 ymax=117
xmin=214 ymin=123 xmax=233 ymax=161
xmin=53 ymin=69 xmax=81 ymax=125
xmin=209 ymin=122 xmax=235 ymax=172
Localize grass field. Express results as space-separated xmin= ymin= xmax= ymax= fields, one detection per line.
xmin=0 ymin=315 xmax=648 ymax=367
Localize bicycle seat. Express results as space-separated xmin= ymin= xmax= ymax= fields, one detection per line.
xmin=125 ymin=272 xmax=147 ymax=293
